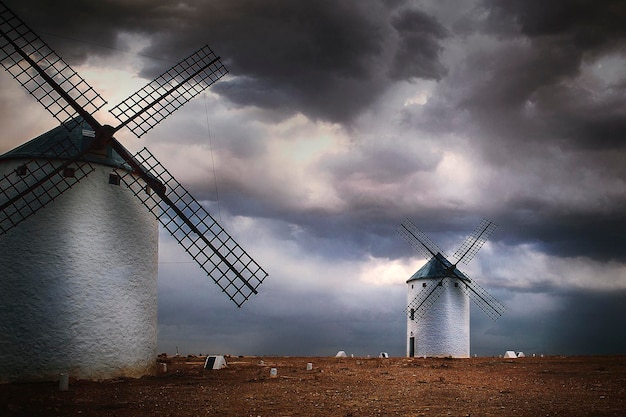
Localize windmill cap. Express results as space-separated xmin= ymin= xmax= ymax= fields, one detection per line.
xmin=406 ymin=253 xmax=462 ymax=283
xmin=0 ymin=117 xmax=131 ymax=170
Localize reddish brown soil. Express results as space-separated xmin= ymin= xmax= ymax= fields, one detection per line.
xmin=1 ymin=355 xmax=624 ymax=416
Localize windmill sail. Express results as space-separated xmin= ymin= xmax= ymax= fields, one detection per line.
xmin=453 ymin=219 xmax=497 ymax=265
xmin=456 ymin=273 xmax=506 ymax=321
xmin=404 ymin=279 xmax=445 ymax=321
xmin=0 ymin=0 xmax=267 ymax=306
xmin=109 ymin=45 xmax=227 ymax=138
xmin=397 ymin=219 xmax=447 ymax=260
xmin=399 ymin=219 xmax=504 ymax=321
xmin=0 ymin=136 xmax=94 ymax=234
xmin=0 ymin=1 xmax=107 ymax=130
xmin=117 ymin=146 xmax=268 ymax=307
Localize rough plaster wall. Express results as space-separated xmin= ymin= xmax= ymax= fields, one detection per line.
xmin=406 ymin=278 xmax=470 ymax=358
xmin=0 ymin=160 xmax=159 ymax=382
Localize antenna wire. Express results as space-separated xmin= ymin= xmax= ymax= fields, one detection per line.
xmin=204 ymin=93 xmax=222 ymax=224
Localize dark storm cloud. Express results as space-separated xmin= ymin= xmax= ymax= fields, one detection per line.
xmin=11 ymin=0 xmax=621 ymax=265
xmin=478 ymin=0 xmax=626 ymax=261
xmin=472 ymin=289 xmax=626 ymax=356
xmin=484 ymin=194 xmax=626 ymax=263
xmin=5 ymin=0 xmax=449 ymax=125
xmin=322 ymin=143 xmax=439 ymax=186
xmin=205 ymin=1 xmax=449 ymax=123
xmin=543 ymin=290 xmax=626 ymax=355
xmin=396 ymin=0 xmax=626 ymax=150
xmin=4 ymin=0 xmax=174 ymax=62
xmin=486 ymin=0 xmax=626 ymax=45
xmin=391 ymin=0 xmax=626 ymax=264
xmin=529 ymin=81 xmax=626 ymax=151
xmin=476 ymin=0 xmax=626 ymax=147
xmin=388 ymin=8 xmax=448 ymax=81
xmin=495 ymin=207 xmax=626 ymax=262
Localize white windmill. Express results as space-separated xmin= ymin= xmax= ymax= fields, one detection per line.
xmin=0 ymin=1 xmax=267 ymax=382
xmin=397 ymin=219 xmax=504 ymax=358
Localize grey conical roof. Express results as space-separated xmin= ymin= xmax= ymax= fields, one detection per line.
xmin=406 ymin=253 xmax=463 ymax=283
xmin=0 ymin=117 xmax=130 ymax=169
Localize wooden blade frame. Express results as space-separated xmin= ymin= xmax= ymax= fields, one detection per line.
xmin=452 ymin=219 xmax=497 ymax=265
xmin=405 ymin=279 xmax=445 ymax=321
xmin=109 ymin=45 xmax=227 ymax=138
xmin=0 ymin=1 xmax=265 ymax=306
xmin=456 ymin=273 xmax=505 ymax=321
xmin=0 ymin=137 xmax=94 ymax=234
xmin=400 ymin=219 xmax=504 ymax=321
xmin=407 ymin=275 xmax=504 ymax=322
xmin=397 ymin=219 xmax=447 ymax=260
xmin=116 ymin=147 xmax=268 ymax=308
xmin=0 ymin=1 xmax=107 ymax=130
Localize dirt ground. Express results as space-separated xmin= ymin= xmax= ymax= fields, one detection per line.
xmin=1 ymin=355 xmax=624 ymax=416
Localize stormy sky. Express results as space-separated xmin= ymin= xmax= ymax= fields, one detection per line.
xmin=1 ymin=0 xmax=625 ymax=357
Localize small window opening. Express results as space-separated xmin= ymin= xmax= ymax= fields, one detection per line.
xmin=109 ymin=173 xmax=121 ymax=185
xmin=454 ymin=282 xmax=459 ymax=287
xmin=411 ymin=284 xmax=414 ymax=289
xmin=438 ymin=281 xmax=443 ymax=286
xmin=62 ymin=167 xmax=75 ymax=178
xmin=422 ymin=282 xmax=427 ymax=288
xmin=410 ymin=308 xmax=415 ymax=321
xmin=15 ymin=164 xmax=28 ymax=176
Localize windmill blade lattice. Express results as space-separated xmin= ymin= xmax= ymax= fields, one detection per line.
xmin=0 ymin=137 xmax=94 ymax=234
xmin=452 ymin=219 xmax=497 ymax=265
xmin=397 ymin=219 xmax=447 ymax=260
xmin=0 ymin=1 xmax=107 ymax=131
xmin=118 ymin=147 xmax=268 ymax=307
xmin=109 ymin=45 xmax=228 ymax=138
xmin=0 ymin=0 xmax=267 ymax=306
xmin=455 ymin=271 xmax=505 ymax=321
xmin=405 ymin=278 xmax=446 ymax=321
xmin=400 ymin=218 xmax=504 ymax=322
xmin=459 ymin=283 xmax=505 ymax=321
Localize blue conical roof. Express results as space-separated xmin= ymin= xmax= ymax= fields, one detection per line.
xmin=0 ymin=117 xmax=129 ymax=169
xmin=407 ymin=253 xmax=463 ymax=283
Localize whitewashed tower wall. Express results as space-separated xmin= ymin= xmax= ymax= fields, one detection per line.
xmin=0 ymin=160 xmax=159 ymax=382
xmin=406 ymin=277 xmax=470 ymax=358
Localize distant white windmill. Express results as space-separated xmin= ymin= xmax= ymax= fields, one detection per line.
xmin=397 ymin=219 xmax=505 ymax=358
xmin=0 ymin=1 xmax=267 ymax=382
